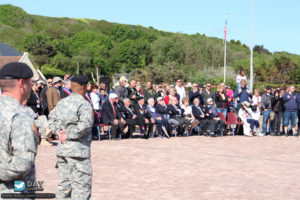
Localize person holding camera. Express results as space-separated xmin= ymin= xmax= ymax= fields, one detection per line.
xmin=261 ymin=86 xmax=275 ymax=136
xmin=272 ymin=88 xmax=285 ymax=135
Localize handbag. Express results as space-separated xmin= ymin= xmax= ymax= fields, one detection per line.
xmin=270 ymin=111 xmax=275 ymax=121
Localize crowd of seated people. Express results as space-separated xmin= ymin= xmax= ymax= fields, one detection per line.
xmin=11 ymin=72 xmax=300 ymax=143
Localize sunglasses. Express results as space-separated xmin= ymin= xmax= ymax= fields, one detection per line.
xmin=207 ymin=85 xmax=211 ymax=87
xmin=47 ymin=82 xmax=53 ymax=84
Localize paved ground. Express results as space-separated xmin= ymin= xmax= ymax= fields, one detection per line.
xmin=36 ymin=135 xmax=300 ymax=200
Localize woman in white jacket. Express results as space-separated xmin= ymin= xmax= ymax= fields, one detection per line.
xmin=238 ymin=101 xmax=260 ymax=136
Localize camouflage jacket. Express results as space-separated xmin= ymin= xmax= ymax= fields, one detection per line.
xmin=0 ymin=95 xmax=38 ymax=194
xmin=48 ymin=93 xmax=94 ymax=158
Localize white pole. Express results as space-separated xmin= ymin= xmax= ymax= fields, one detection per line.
xmin=250 ymin=0 xmax=254 ymax=91
xmin=224 ymin=14 xmax=227 ymax=83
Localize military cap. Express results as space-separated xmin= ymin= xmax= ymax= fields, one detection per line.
xmin=71 ymin=75 xmax=89 ymax=85
xmin=266 ymin=86 xmax=272 ymax=90
xmin=136 ymin=96 xmax=144 ymax=101
xmin=0 ymin=62 xmax=33 ymax=79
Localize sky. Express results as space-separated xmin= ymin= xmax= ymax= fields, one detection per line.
xmin=1 ymin=0 xmax=299 ymax=55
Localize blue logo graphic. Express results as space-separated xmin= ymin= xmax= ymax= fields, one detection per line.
xmin=14 ymin=180 xmax=26 ymax=192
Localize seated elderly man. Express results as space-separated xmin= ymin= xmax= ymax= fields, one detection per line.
xmin=120 ymin=98 xmax=139 ymax=138
xmin=167 ymin=97 xmax=191 ymax=136
xmin=133 ymin=96 xmax=154 ymax=139
xmin=101 ymin=93 xmax=126 ymax=140
xmin=204 ymin=98 xmax=226 ymax=137
xmin=192 ymin=97 xmax=208 ymax=135
xmin=147 ymin=98 xmax=170 ymax=138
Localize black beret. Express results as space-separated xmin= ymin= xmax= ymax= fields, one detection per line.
xmin=266 ymin=86 xmax=272 ymax=90
xmin=71 ymin=75 xmax=89 ymax=85
xmin=136 ymin=96 xmax=144 ymax=101
xmin=0 ymin=62 xmax=33 ymax=79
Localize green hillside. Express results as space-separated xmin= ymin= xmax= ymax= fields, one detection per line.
xmin=0 ymin=4 xmax=299 ymax=87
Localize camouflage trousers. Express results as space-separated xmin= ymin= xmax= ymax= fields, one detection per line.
xmin=34 ymin=115 xmax=48 ymax=139
xmin=56 ymin=156 xmax=92 ymax=200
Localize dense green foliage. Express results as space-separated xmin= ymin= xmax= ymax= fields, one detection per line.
xmin=0 ymin=4 xmax=299 ymax=87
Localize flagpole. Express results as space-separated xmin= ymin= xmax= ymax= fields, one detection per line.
xmin=224 ymin=14 xmax=227 ymax=83
xmin=250 ymin=0 xmax=254 ymax=92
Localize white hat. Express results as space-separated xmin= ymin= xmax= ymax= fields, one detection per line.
xmin=53 ymin=76 xmax=63 ymax=84
xmin=157 ymin=97 xmax=163 ymax=101
xmin=207 ymin=98 xmax=213 ymax=104
xmin=109 ymin=93 xmax=118 ymax=100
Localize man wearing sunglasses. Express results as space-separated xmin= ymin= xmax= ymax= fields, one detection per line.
xmin=202 ymin=83 xmax=215 ymax=105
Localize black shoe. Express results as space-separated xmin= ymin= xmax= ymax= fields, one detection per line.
xmin=293 ymin=134 xmax=298 ymax=137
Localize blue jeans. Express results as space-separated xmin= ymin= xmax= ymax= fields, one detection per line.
xmin=262 ymin=110 xmax=273 ymax=134
xmin=217 ymin=108 xmax=227 ymax=119
xmin=247 ymin=119 xmax=260 ymax=131
xmin=283 ymin=111 xmax=298 ymax=127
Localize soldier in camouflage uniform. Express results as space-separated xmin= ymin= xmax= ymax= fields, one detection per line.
xmin=0 ymin=62 xmax=39 ymax=196
xmin=48 ymin=75 xmax=94 ymax=200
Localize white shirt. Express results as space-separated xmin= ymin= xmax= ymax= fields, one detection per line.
xmin=236 ymin=75 xmax=247 ymax=85
xmin=90 ymin=92 xmax=100 ymax=110
xmin=181 ymin=105 xmax=192 ymax=115
xmin=175 ymin=85 xmax=186 ymax=105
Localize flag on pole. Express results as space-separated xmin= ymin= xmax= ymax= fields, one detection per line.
xmin=224 ymin=17 xmax=227 ymax=42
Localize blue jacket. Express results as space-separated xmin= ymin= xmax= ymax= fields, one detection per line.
xmin=282 ymin=92 xmax=298 ymax=111
xmin=297 ymin=94 xmax=300 ymax=110
xmin=233 ymin=87 xmax=252 ymax=103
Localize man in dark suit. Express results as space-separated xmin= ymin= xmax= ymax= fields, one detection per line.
xmin=40 ymin=78 xmax=53 ymax=116
xmin=101 ymin=93 xmax=126 ymax=140
xmin=133 ymin=96 xmax=153 ymax=139
xmin=204 ymin=98 xmax=225 ymax=136
xmin=167 ymin=97 xmax=190 ymax=136
xmin=192 ymin=97 xmax=208 ymax=135
xmin=120 ymin=98 xmax=139 ymax=138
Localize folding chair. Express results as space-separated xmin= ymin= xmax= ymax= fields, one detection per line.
xmin=226 ymin=112 xmax=243 ymax=136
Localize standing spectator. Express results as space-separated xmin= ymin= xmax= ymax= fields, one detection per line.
xmin=101 ymin=93 xmax=126 ymax=140
xmin=63 ymin=73 xmax=70 ymax=82
xmin=40 ymin=78 xmax=53 ymax=116
xmin=261 ymin=86 xmax=275 ymax=135
xmin=202 ymin=82 xmax=215 ymax=105
xmin=233 ymin=79 xmax=252 ymax=111
xmin=46 ymin=76 xmax=63 ymax=113
xmin=143 ymin=81 xmax=158 ymax=103
xmin=282 ymin=86 xmax=298 ymax=137
xmin=297 ymin=92 xmax=300 ymax=134
xmin=115 ymin=77 xmax=128 ymax=102
xmin=272 ymin=89 xmax=284 ymax=135
xmin=136 ymin=83 xmax=144 ymax=97
xmin=99 ymin=89 xmax=108 ymax=111
xmin=189 ymin=83 xmax=203 ymax=105
xmin=27 ymin=80 xmax=42 ymax=115
xmin=215 ymin=85 xmax=230 ymax=119
xmin=128 ymin=80 xmax=138 ymax=104
xmin=236 ymin=69 xmax=247 ymax=88
xmin=225 ymin=86 xmax=234 ymax=112
xmin=99 ymin=82 xmax=107 ymax=92
xmin=175 ymin=78 xmax=186 ymax=105
xmin=90 ymin=85 xmax=100 ymax=112
xmin=251 ymin=89 xmax=262 ymax=122
xmin=60 ymin=79 xmax=72 ymax=99
xmin=198 ymin=84 xmax=204 ymax=95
